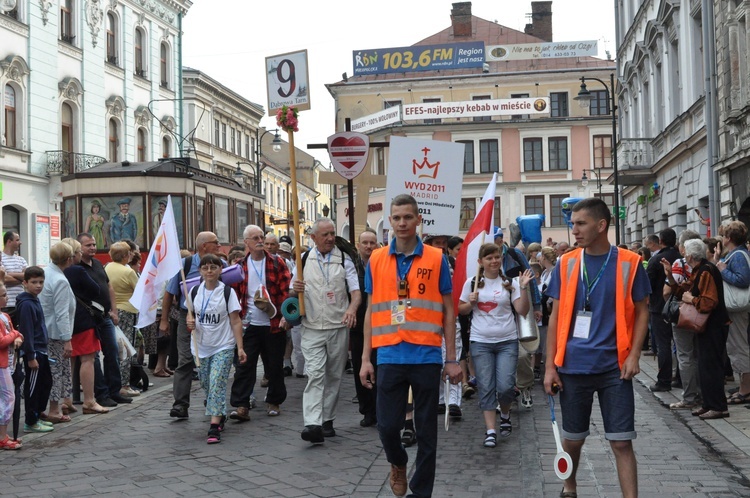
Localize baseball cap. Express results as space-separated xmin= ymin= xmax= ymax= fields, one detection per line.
xmin=279 ymin=242 xmax=292 ymax=253
xmin=279 ymin=235 xmax=293 ymax=245
xmin=492 ymin=227 xmax=503 ymax=239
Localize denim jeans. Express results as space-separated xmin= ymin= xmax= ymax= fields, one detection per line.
xmin=376 ymin=363 xmax=441 ymax=498
xmin=470 ymin=339 xmax=518 ymax=411
xmin=93 ymin=317 xmax=121 ymax=399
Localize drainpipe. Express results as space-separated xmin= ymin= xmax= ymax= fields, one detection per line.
xmin=178 ymin=11 xmax=184 ymax=153
xmin=703 ymin=0 xmax=719 ymax=232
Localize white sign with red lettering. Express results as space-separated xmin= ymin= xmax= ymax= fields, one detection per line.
xmin=327 ymin=132 xmax=370 ymax=180
xmin=384 ymin=136 xmax=463 ymax=235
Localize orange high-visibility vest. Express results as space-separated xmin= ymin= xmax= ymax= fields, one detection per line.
xmin=369 ymin=244 xmax=445 ymax=348
xmin=555 ymin=247 xmax=640 ymax=369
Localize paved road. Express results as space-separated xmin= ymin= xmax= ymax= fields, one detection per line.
xmin=2 ymin=356 xmax=749 ymax=497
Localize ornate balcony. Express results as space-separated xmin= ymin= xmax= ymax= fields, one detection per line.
xmin=46 ymin=151 xmax=107 ymax=176
xmin=617 ymin=139 xmax=656 ymax=186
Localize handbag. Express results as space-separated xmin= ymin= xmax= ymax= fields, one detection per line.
xmin=75 ymin=297 xmax=106 ymax=324
xmin=723 ymin=251 xmax=750 ymax=312
xmin=661 ymin=293 xmax=680 ymax=325
xmin=676 ymin=302 xmax=709 ymax=333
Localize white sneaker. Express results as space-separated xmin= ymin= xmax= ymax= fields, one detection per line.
xmin=521 ymin=388 xmax=533 ymax=408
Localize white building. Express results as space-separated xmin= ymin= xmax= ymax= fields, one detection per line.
xmin=0 ymin=0 xmax=190 ymax=263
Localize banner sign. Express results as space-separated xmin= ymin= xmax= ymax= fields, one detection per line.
xmin=328 ymin=132 xmax=370 ymax=180
xmin=384 ymin=136 xmax=463 ymax=235
xmin=402 ymin=97 xmax=550 ymax=120
xmin=486 ymin=40 xmax=598 ymax=61
xmin=351 ymin=107 xmax=401 ymax=133
xmin=265 ymin=49 xmax=311 ymax=116
xmin=353 ymin=42 xmax=484 ymax=76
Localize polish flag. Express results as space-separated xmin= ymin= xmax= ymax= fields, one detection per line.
xmin=452 ymin=174 xmax=497 ymax=309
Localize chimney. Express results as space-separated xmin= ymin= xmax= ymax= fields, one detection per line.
xmin=451 ymin=2 xmax=472 ymax=38
xmin=524 ymin=1 xmax=553 ymax=42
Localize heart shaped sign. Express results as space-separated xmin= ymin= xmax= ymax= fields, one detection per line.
xmin=328 ymin=132 xmax=370 ymax=180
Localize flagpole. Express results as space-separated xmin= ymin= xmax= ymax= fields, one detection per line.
xmin=472 ymin=233 xmax=486 ymax=293
xmin=179 ymin=268 xmax=200 ymax=367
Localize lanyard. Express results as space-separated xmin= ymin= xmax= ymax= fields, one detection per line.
xmin=580 ymin=246 xmax=613 ymax=308
xmin=199 ymin=285 xmax=215 ymax=323
xmin=249 ymin=257 xmax=265 ymax=285
xmin=316 ymin=249 xmax=332 ymax=285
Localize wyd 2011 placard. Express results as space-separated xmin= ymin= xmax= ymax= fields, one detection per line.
xmin=352 ymin=42 xmax=484 ymax=76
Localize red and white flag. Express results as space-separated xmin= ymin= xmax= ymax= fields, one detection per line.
xmin=130 ymin=196 xmax=182 ymax=328
xmin=452 ymin=173 xmax=497 ymax=309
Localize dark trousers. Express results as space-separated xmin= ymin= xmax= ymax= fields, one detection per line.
xmin=172 ymin=310 xmax=194 ymax=410
xmin=350 ymin=328 xmax=376 ymax=418
xmin=377 ymin=363 xmax=441 ymax=498
xmin=93 ymin=317 xmax=122 ymax=399
xmin=698 ymin=324 xmax=729 ymax=412
xmin=167 ymin=317 xmax=179 ymax=371
xmin=650 ymin=312 xmax=673 ymax=385
xmin=23 ymin=354 xmax=52 ymax=426
xmin=230 ymin=325 xmax=287 ymax=407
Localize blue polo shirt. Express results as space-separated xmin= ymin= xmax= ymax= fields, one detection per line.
xmin=365 ymin=236 xmax=452 ymax=365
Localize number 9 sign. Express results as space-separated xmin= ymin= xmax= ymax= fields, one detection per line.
xmin=265 ymin=49 xmax=311 ymax=116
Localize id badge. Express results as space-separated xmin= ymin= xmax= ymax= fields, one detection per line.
xmin=391 ymin=301 xmax=406 ymax=325
xmin=573 ymin=310 xmax=592 ymax=340
xmin=326 ymin=291 xmax=337 ymax=305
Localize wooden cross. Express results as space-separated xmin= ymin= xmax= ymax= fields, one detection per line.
xmin=308 ymin=119 xmax=388 ymax=243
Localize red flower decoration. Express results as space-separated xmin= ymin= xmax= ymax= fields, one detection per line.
xmin=276 ymin=105 xmax=299 ymax=133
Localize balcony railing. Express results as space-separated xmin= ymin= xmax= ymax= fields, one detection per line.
xmin=46 ymin=151 xmax=107 ymax=176
xmin=106 ymin=55 xmax=118 ymax=65
xmin=617 ymin=139 xmax=653 ymax=172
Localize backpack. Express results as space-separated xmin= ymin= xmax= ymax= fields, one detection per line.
xmin=300 ymin=236 xmax=361 ymax=271
xmin=190 ymin=282 xmax=233 ymax=311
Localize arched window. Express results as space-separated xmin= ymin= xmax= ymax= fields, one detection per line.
xmin=61 ymin=102 xmax=74 ymax=153
xmin=108 ymin=119 xmax=118 ymax=162
xmin=106 ymin=13 xmax=117 ymax=65
xmin=162 ymin=136 xmax=171 ymax=158
xmin=160 ymin=42 xmax=169 ymax=88
xmin=137 ymin=128 xmax=147 ymax=162
xmin=4 ymin=85 xmax=16 ymax=148
xmin=134 ymin=28 xmax=145 ymax=77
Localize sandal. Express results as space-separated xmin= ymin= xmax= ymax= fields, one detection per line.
xmin=560 ymin=488 xmax=577 ymax=498
xmin=267 ymin=404 xmax=280 ymax=417
xmin=0 ymin=436 xmax=22 ymax=450
xmin=45 ymin=414 xmax=72 ymax=424
xmin=727 ymin=392 xmax=750 ymax=404
xmin=206 ymin=428 xmax=221 ymax=444
xmin=153 ymin=370 xmax=171 ymax=377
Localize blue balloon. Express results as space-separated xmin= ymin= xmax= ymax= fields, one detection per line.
xmin=561 ymin=197 xmax=584 ymax=229
xmin=516 ymin=215 xmax=545 ymax=245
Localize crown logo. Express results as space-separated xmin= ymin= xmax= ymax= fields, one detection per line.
xmin=413 ymin=147 xmax=440 ymax=179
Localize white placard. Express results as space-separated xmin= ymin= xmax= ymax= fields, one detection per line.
xmin=486 ymin=40 xmax=598 ymax=61
xmin=328 ymin=132 xmax=370 ymax=180
xmin=351 ymin=107 xmax=402 ymax=133
xmin=34 ymin=214 xmax=50 ymax=267
xmin=384 ymin=137 xmax=463 ymax=235
xmin=265 ymin=49 xmax=311 ymax=116
xmin=402 ymin=98 xmax=549 ymax=121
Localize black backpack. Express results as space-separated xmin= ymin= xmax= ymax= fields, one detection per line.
xmin=190 ymin=282 xmax=233 ymax=311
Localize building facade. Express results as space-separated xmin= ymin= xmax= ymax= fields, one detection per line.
xmin=0 ymin=0 xmax=190 ymax=263
xmin=326 ymin=2 xmax=615 ymax=244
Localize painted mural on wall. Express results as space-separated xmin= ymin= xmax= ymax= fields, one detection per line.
xmin=81 ymin=195 xmax=144 ymax=249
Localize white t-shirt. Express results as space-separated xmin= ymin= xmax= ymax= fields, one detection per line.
xmin=460 ymin=275 xmax=521 ymax=343
xmin=246 ymin=256 xmax=271 ymax=326
xmin=2 ymin=253 xmax=27 ymax=307
xmin=188 ymin=281 xmax=241 ymax=358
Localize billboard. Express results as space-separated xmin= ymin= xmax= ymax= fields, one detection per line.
xmin=353 ymin=42 xmax=484 ymax=76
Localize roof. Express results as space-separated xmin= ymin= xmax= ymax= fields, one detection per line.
xmin=332 ymin=15 xmax=613 ymax=86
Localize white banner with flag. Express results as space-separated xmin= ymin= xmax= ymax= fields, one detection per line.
xmin=452 ymin=173 xmax=497 ymax=309
xmin=130 ymin=196 xmax=182 ymax=328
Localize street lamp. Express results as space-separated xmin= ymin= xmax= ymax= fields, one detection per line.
xmin=581 ymin=169 xmax=602 ymax=195
xmin=235 ymin=128 xmax=282 ymax=195
xmin=574 ymin=73 xmax=621 ymax=244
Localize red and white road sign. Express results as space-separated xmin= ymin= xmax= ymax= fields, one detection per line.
xmin=328 ymin=132 xmax=370 ymax=180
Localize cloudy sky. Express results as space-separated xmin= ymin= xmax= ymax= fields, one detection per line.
xmin=182 ymin=1 xmax=617 ymax=165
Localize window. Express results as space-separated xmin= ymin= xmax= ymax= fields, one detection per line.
xmin=548 ymin=137 xmax=568 ymax=170
xmin=4 ymin=85 xmax=16 ymax=148
xmin=134 ymin=28 xmax=145 ymax=78
xmin=237 ymin=133 xmax=242 ymax=156
xmin=214 ymin=197 xmax=229 ymax=243
xmin=473 ymin=95 xmax=491 ymax=122
xmin=550 ymin=92 xmax=568 ymax=117
xmin=423 ymin=98 xmax=441 ymax=124
xmin=108 ymin=118 xmax=118 ymax=162
xmin=60 ymin=0 xmax=74 ymax=43
xmin=137 ymin=128 xmax=147 ymax=162
xmin=460 ymin=198 xmax=476 ymax=230
xmin=511 ymin=93 xmax=530 ymax=119
xmin=162 ymin=136 xmax=171 ymax=158
xmin=457 ymin=140 xmax=474 ymax=174
xmin=593 ymin=135 xmax=612 ymax=168
xmin=550 ymin=194 xmax=569 ymax=226
xmin=214 ymin=119 xmax=220 ymax=146
xmin=595 ymin=192 xmax=615 ymax=209
xmin=196 ymin=198 xmax=205 ymax=233
xmin=2 ymin=4 xmax=19 ymax=20
xmin=237 ymin=203 xmax=248 ymax=237
xmin=383 ymin=100 xmax=401 ymax=109
xmin=61 ymin=102 xmax=73 ymax=153
xmin=221 ymin=124 xmax=227 ymax=149
xmin=494 ymin=197 xmax=501 ymax=227
xmin=269 ymin=185 xmax=274 ymax=207
xmin=276 ymin=186 xmax=281 ymax=210
xmin=106 ymin=13 xmax=117 ymax=65
xmin=523 ymin=138 xmax=543 ymax=171
xmin=160 ymin=42 xmax=169 ymax=88
xmin=230 ymin=128 xmax=236 ymax=154
xmin=525 ymin=195 xmax=545 ymax=216
xmin=590 ymin=90 xmax=609 ymax=116
xmin=377 ymin=147 xmax=385 ymax=175
xmin=245 ymin=134 xmax=250 ymax=159
xmin=479 ymin=139 xmax=498 ymax=173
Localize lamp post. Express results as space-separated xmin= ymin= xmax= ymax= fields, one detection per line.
xmin=574 ymin=73 xmax=621 ymax=244
xmin=234 ymin=128 xmax=282 ymax=195
xmin=581 ymin=169 xmax=602 ymax=196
